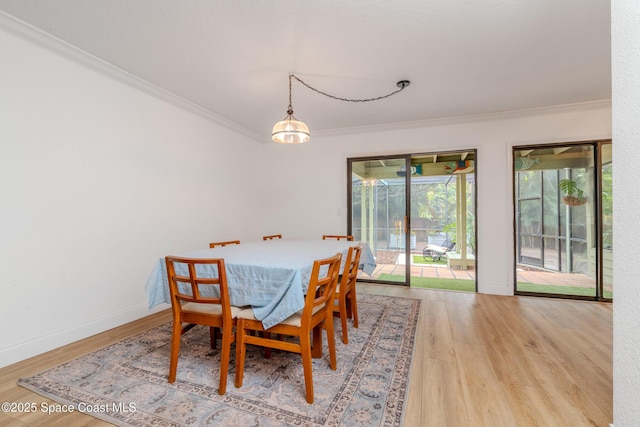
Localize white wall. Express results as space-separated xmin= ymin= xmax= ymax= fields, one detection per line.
xmin=612 ymin=1 xmax=640 ymax=425
xmin=0 ymin=29 xmax=261 ymax=367
xmin=259 ymin=104 xmax=612 ymax=296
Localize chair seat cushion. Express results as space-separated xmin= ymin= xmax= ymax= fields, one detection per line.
xmin=237 ymin=304 xmax=325 ymax=327
xmin=182 ymin=302 xmax=244 ymax=318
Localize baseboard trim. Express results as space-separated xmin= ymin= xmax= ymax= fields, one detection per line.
xmin=0 ymin=303 xmax=168 ymax=369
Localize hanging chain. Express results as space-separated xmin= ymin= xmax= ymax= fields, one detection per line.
xmin=290 ymin=74 xmax=409 ymax=103
xmin=287 ymin=74 xmax=294 ymax=115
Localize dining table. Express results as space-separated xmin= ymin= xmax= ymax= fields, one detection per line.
xmin=145 ymin=239 xmax=376 ymax=329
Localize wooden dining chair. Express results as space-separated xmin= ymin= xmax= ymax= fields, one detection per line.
xmin=234 ymin=252 xmax=342 ymax=404
xmin=322 ymin=234 xmax=354 ymax=241
xmin=165 ymin=256 xmax=243 ymax=395
xmin=333 ymin=245 xmax=362 ymax=344
xmin=262 ymin=234 xmax=282 ymax=240
xmin=209 ymin=240 xmax=241 ymax=248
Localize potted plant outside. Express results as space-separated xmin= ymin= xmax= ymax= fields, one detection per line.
xmin=559 ymin=179 xmax=586 ymax=206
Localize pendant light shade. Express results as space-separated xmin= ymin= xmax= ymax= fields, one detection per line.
xmin=272 ymin=111 xmax=310 ymax=144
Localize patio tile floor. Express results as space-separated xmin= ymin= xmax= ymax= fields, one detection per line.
xmin=366 ymin=261 xmax=597 ymax=288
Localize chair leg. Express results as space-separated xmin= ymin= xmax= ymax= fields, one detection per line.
xmin=339 ymin=297 xmax=349 ymax=344
xmin=346 ymin=298 xmax=353 ymax=319
xmin=300 ymin=331 xmax=314 ymax=404
xmin=261 ymin=331 xmax=272 ymax=359
xmin=168 ymin=321 xmax=182 ymax=383
xmin=325 ymin=315 xmax=337 ymax=370
xmin=210 ymin=327 xmax=218 ymax=349
xmin=234 ymin=321 xmax=246 ymax=388
xmin=218 ymin=324 xmax=232 ymax=395
xmin=350 ymin=289 xmax=359 ymax=328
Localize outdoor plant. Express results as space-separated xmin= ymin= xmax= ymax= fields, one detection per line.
xmin=559 ymin=179 xmax=586 ymax=206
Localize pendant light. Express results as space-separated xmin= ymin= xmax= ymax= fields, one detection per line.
xmin=272 ymin=75 xmax=310 ymax=144
xmin=272 ymin=74 xmax=410 ymax=144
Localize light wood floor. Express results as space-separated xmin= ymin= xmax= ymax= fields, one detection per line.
xmin=0 ymin=284 xmax=612 ymax=426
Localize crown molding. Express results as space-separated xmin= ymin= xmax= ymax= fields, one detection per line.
xmin=0 ymin=10 xmax=263 ymax=142
xmin=313 ymin=99 xmax=612 ymax=139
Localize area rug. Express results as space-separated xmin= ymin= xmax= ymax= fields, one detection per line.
xmin=18 ymin=294 xmax=421 ymax=427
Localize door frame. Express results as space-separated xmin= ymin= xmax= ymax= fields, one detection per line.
xmin=347 ymin=154 xmax=412 ymax=286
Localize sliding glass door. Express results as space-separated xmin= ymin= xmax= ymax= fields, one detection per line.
xmin=348 ymin=151 xmax=477 ymax=291
xmin=349 ymin=156 xmax=408 ymax=284
xmin=513 ymin=141 xmax=612 ymax=300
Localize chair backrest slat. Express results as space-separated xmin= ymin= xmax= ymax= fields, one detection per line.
xmin=263 ymin=234 xmax=282 ymax=240
xmin=209 ymin=240 xmax=240 ymax=248
xmin=340 ymin=245 xmax=362 ymax=294
xmin=165 ymin=256 xmax=230 ymax=312
xmin=322 ymin=234 xmax=354 ymax=241
xmin=303 ymin=253 xmax=342 ymax=323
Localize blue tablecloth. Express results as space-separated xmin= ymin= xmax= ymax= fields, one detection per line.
xmin=145 ymin=239 xmax=376 ymax=329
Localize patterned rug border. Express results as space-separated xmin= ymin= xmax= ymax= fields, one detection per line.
xmin=18 ymin=294 xmax=421 ymax=427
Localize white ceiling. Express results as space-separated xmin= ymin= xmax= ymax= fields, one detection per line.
xmin=0 ymin=0 xmax=611 ymax=142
